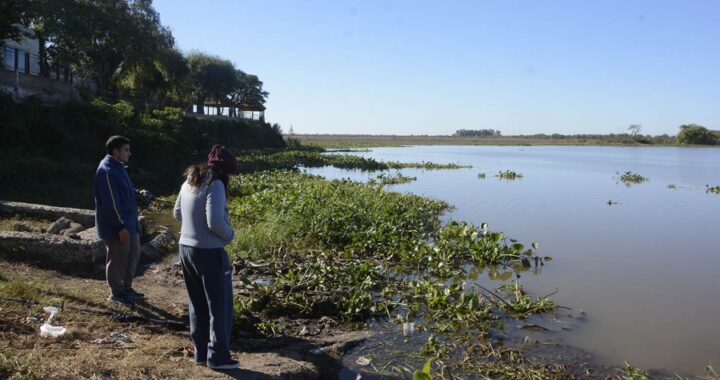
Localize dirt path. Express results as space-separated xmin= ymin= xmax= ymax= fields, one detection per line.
xmin=0 ymin=259 xmax=367 ymax=379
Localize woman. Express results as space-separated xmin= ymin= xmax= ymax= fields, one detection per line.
xmin=173 ymin=144 xmax=239 ymax=370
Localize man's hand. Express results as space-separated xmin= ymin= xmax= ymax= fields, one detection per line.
xmin=137 ymin=189 xmax=154 ymax=209
xmin=139 ymin=189 xmax=153 ymax=201
xmin=118 ymin=228 xmax=130 ymax=244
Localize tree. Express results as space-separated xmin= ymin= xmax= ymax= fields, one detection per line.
xmin=186 ymin=52 xmax=237 ymax=114
xmin=0 ymin=0 xmax=25 ymax=43
xmin=116 ymin=0 xmax=180 ymax=102
xmin=227 ymin=70 xmax=269 ymax=117
xmin=677 ymin=124 xmax=718 ymax=145
xmin=31 ymin=0 xmax=174 ymax=96
xmin=627 ymin=124 xmax=641 ymax=136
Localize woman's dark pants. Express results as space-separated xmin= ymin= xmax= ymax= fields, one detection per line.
xmin=179 ymin=244 xmax=234 ymax=366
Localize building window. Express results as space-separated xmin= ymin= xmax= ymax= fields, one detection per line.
xmin=3 ymin=47 xmax=14 ymax=70
xmin=17 ymin=50 xmax=26 ymax=73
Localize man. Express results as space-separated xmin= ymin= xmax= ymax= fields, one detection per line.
xmin=94 ymin=136 xmax=144 ymax=307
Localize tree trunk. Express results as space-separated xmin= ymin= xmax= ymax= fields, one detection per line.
xmin=37 ymin=31 xmax=49 ymax=77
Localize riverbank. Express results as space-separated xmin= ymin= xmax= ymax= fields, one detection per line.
xmin=291 ymin=134 xmax=690 ymax=148
xmin=0 ymin=189 xmax=695 ymax=380
xmin=2 ymin=150 xmax=718 ymax=378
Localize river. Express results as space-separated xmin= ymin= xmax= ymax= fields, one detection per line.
xmin=306 ymin=145 xmax=720 ymax=375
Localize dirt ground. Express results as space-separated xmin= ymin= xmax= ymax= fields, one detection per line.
xmin=0 ymin=258 xmax=368 ymax=380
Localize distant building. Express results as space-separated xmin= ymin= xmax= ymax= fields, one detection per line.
xmin=1 ymin=24 xmax=94 ymax=103
xmin=193 ymin=100 xmax=266 ymax=121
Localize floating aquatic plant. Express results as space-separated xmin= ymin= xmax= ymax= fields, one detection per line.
xmin=369 ymin=172 xmax=417 ymax=186
xmin=616 ymin=171 xmax=647 ymax=186
xmin=495 ymin=170 xmax=523 ymax=180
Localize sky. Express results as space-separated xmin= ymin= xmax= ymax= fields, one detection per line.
xmin=153 ymin=0 xmax=720 ymax=136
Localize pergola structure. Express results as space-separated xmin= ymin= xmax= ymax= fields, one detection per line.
xmin=196 ymin=100 xmax=266 ymax=120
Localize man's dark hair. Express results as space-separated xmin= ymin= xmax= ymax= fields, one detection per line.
xmin=106 ymin=135 xmax=130 ymax=155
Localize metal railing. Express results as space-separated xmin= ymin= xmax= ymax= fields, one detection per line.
xmin=2 ymin=46 xmax=73 ymax=82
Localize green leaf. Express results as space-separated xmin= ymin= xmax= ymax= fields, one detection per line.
xmin=422 ymin=359 xmax=432 ymax=374
xmin=413 ymin=371 xmax=433 ymax=380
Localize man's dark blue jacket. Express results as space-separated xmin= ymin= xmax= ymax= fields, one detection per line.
xmin=94 ymin=155 xmax=139 ymax=240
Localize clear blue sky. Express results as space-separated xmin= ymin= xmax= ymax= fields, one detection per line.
xmin=154 ymin=0 xmax=719 ymax=136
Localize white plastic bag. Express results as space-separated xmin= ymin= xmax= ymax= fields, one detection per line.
xmin=39 ymin=306 xmax=66 ymax=338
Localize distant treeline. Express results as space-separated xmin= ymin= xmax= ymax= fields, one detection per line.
xmin=454 ymin=129 xmax=502 ymax=137
xmin=453 ymin=125 xmax=719 ymax=145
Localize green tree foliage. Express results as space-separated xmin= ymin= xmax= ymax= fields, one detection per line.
xmin=186 ymin=51 xmax=237 ymax=114
xmin=13 ymin=1 xmax=269 ymax=110
xmin=115 ymin=0 xmax=185 ymax=105
xmin=677 ymin=124 xmax=718 ymax=145
xmin=0 ymin=0 xmax=25 ymax=42
xmin=227 ymin=70 xmax=269 ymax=116
xmin=24 ymin=0 xmax=175 ymax=95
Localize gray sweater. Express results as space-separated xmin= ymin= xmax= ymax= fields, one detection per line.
xmin=173 ymin=179 xmax=235 ymax=248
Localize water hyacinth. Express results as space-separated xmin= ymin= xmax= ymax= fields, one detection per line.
xmin=224 ymin=169 xmax=557 ymax=378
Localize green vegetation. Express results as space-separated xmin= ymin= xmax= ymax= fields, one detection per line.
xmin=2 ymin=0 xmax=267 ymax=110
xmin=621 ymin=362 xmax=649 ymax=380
xmin=0 ymin=277 xmax=45 ymax=302
xmin=706 ymin=185 xmax=720 ymax=194
xmin=368 ymin=172 xmax=417 ymax=186
xmin=677 ymin=124 xmax=719 ymax=145
xmin=495 ymin=170 xmax=523 ymax=180
xmin=226 ymin=170 xmax=558 ymax=376
xmin=0 ymin=95 xmax=284 ymax=207
xmin=478 ymin=172 xmax=486 ymax=179
xmin=235 ymin=150 xmax=470 ymax=173
xmin=226 ymin=171 xmax=553 ymax=376
xmin=617 ymin=171 xmax=648 ymax=186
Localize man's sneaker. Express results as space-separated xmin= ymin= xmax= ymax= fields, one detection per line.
xmin=124 ymin=288 xmax=145 ymax=299
xmin=208 ymin=359 xmax=240 ymax=370
xmin=108 ymin=293 xmax=135 ymax=307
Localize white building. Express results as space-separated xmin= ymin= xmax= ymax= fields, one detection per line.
xmin=2 ymin=25 xmax=42 ymax=76
xmin=1 ymin=24 xmax=93 ymax=102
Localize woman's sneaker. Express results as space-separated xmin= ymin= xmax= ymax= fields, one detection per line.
xmin=208 ymin=359 xmax=240 ymax=370
xmin=108 ymin=293 xmax=135 ymax=307
xmin=124 ymin=288 xmax=145 ymax=299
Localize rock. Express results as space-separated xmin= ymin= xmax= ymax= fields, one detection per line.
xmin=141 ymin=229 xmax=176 ymax=261
xmin=0 ymin=200 xmax=95 ymax=228
xmin=61 ymin=222 xmax=85 ymax=236
xmin=0 ymin=231 xmax=106 ymax=268
xmin=13 ymin=222 xmax=35 ymax=233
xmin=77 ymin=227 xmax=100 ymax=241
xmin=46 ymin=217 xmax=73 ymax=235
